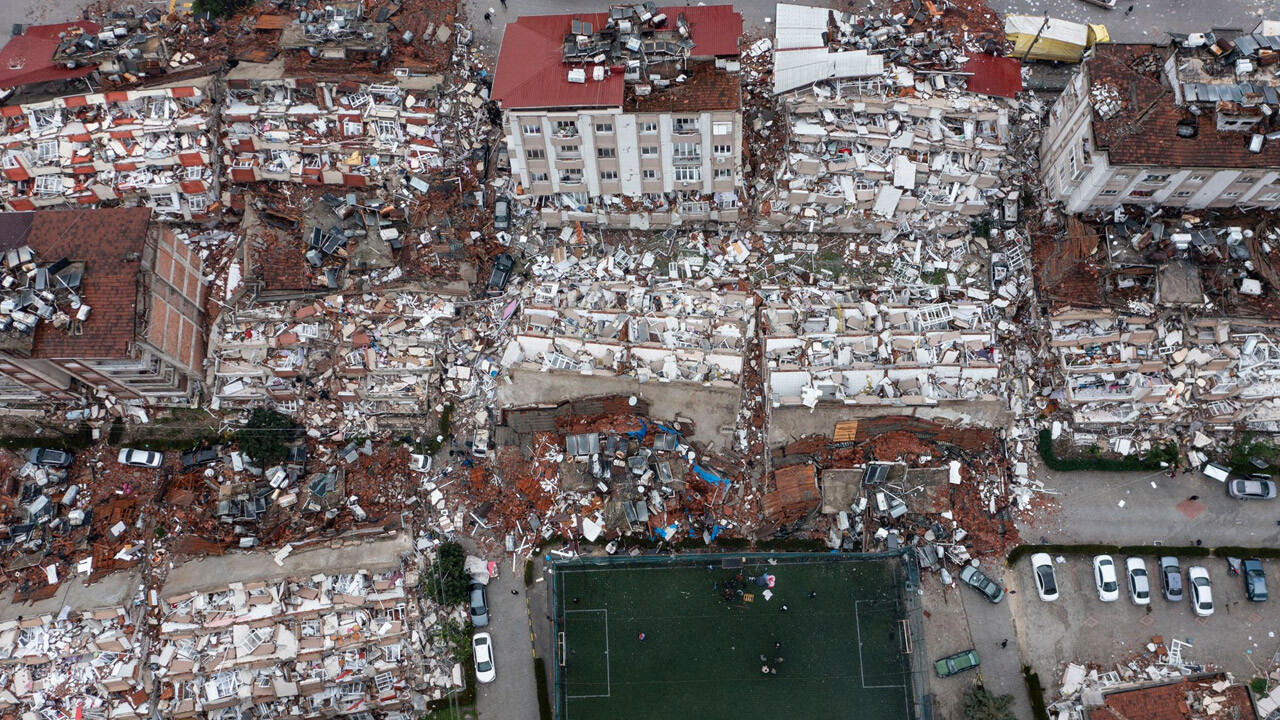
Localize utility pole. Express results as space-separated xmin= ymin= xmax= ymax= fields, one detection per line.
xmin=1021 ymin=14 xmax=1052 ymax=63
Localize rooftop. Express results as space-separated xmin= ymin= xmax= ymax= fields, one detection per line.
xmin=0 ymin=22 xmax=102 ymax=91
xmin=0 ymin=208 xmax=150 ymax=359
xmin=1089 ymin=43 xmax=1280 ymax=168
xmin=492 ymin=4 xmax=742 ymax=111
xmin=1089 ymin=676 xmax=1257 ymax=720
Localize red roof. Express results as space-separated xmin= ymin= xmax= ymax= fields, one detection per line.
xmin=493 ymin=6 xmax=742 ymax=111
xmin=964 ymin=53 xmax=1021 ymax=99
xmin=0 ymin=22 xmax=102 ymax=91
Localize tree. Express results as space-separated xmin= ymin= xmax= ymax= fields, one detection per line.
xmin=237 ymin=407 xmax=295 ymax=464
xmin=422 ymin=542 xmax=470 ymax=606
xmin=963 ymin=684 xmax=1017 ymax=720
xmin=190 ymin=0 xmax=249 ymax=18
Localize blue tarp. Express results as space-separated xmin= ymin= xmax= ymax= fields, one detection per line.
xmin=625 ymin=418 xmax=648 ymax=440
xmin=693 ymin=464 xmax=731 ymax=487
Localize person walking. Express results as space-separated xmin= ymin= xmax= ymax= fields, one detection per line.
xmin=1124 ymin=4 xmax=1134 ymax=14
xmin=500 ymin=0 xmax=508 ymax=9
xmin=484 ymin=12 xmax=492 ymax=23
xmin=1000 ymin=639 xmax=1008 ymax=649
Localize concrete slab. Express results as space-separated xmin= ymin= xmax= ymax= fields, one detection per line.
xmin=769 ymin=401 xmax=1009 ymax=444
xmin=162 ymin=533 xmax=412 ymax=597
xmin=0 ymin=566 xmax=141 ymax=619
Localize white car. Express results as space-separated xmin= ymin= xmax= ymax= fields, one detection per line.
xmin=1031 ymin=553 xmax=1059 ymax=602
xmin=472 ymin=632 xmax=496 ymax=684
xmin=1188 ymin=566 xmax=1214 ymax=617
xmin=1126 ymin=557 xmax=1151 ymax=606
xmin=1093 ymin=555 xmax=1119 ymax=602
xmin=117 ymin=448 xmax=163 ymax=468
xmin=410 ymin=453 xmax=432 ymax=472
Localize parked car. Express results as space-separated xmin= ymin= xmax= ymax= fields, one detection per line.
xmin=1075 ymin=0 xmax=1115 ymax=9
xmin=486 ymin=253 xmax=514 ymax=295
xmin=26 ymin=448 xmax=73 ymax=467
xmin=1031 ymin=553 xmax=1059 ymax=602
xmin=1093 ymin=555 xmax=1119 ymax=602
xmin=959 ymin=565 xmax=1005 ymax=604
xmin=1188 ymin=566 xmax=1214 ymax=616
xmin=934 ymin=649 xmax=980 ymax=678
xmin=1159 ymin=556 xmax=1183 ymax=602
xmin=493 ymin=197 xmax=510 ymax=231
xmin=181 ymin=447 xmax=222 ymax=469
xmin=410 ymin=453 xmax=432 ymax=473
xmin=1228 ymin=474 xmax=1277 ymax=500
xmin=117 ymin=448 xmax=163 ymax=468
xmin=469 ymin=583 xmax=490 ymax=628
xmin=1244 ymin=558 xmax=1268 ymax=602
xmin=472 ymin=633 xmax=496 ymax=684
xmin=1126 ymin=557 xmax=1151 ymax=606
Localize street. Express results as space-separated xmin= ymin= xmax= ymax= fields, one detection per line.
xmin=1020 ymin=465 xmax=1280 ymax=547
xmin=986 ymin=0 xmax=1271 ymax=43
xmin=470 ymin=556 xmax=540 ymax=720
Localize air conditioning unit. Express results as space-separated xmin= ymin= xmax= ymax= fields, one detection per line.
xmin=634 ymin=84 xmax=652 ymax=96
xmin=592 ymin=66 xmax=605 ymax=81
xmin=567 ymin=69 xmax=587 ymax=84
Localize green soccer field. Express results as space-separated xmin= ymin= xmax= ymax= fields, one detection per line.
xmin=552 ymin=554 xmax=917 ymax=720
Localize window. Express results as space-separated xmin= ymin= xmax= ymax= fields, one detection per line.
xmin=674 ymin=117 xmax=699 ymax=133
xmin=343 ymin=119 xmax=363 ymax=136
xmin=2 ymin=152 xmax=23 ymax=169
xmin=596 ymin=147 xmax=616 ymax=159
xmin=674 ymin=167 xmax=701 ymax=183
xmin=1187 ymin=174 xmax=1208 ymax=182
xmin=376 ymin=119 xmax=402 ymax=141
xmin=560 ymin=169 xmax=583 ymax=183
xmin=558 ymin=144 xmax=581 ymax=158
xmin=673 ymin=142 xmax=698 ymax=159
xmin=555 ymin=120 xmax=578 ymax=136
xmin=600 ymin=170 xmax=618 ymax=181
xmin=522 ymin=124 xmax=542 ymax=135
xmin=1114 ymin=173 xmax=1132 ymax=180
xmin=36 ymin=139 xmax=58 ymax=163
xmin=643 ymin=170 xmax=657 ymax=180
xmin=1261 ymin=192 xmax=1280 ymax=201
xmin=714 ymin=168 xmax=732 ymax=179
xmin=1173 ymin=191 xmax=1194 ymax=197
xmin=188 ymin=195 xmax=208 ymax=213
xmin=641 ymin=122 xmax=658 ymax=134
xmin=595 ymin=122 xmax=613 ymax=134
xmin=1099 ymin=189 xmax=1119 ymax=196
xmin=712 ymin=121 xmax=732 ymax=135
xmin=1128 ymin=189 xmax=1154 ymax=198
xmin=526 ymin=149 xmax=545 ymax=160
xmin=184 ymin=165 xmax=204 ymax=180
xmin=1223 ymin=191 xmax=1242 ymax=198
xmin=714 ymin=144 xmax=733 ymax=157
xmin=34 ymin=176 xmax=61 ymax=197
xmin=1237 ymin=174 xmax=1259 ymax=183
xmin=641 ymin=146 xmax=659 ymax=157
xmin=530 ymin=172 xmax=549 ymax=183
xmin=1143 ymin=173 xmax=1170 ymax=183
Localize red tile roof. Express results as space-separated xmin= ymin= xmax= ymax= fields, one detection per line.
xmin=0 ymin=208 xmax=150 ymax=360
xmin=1090 ymin=44 xmax=1280 ymax=169
xmin=1089 ymin=676 xmax=1257 ymax=720
xmin=624 ymin=62 xmax=741 ymax=112
xmin=493 ymin=5 xmax=742 ymax=111
xmin=0 ymin=22 xmax=102 ymax=91
xmin=964 ymin=53 xmax=1021 ymax=99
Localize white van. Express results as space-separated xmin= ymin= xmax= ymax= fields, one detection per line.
xmin=1201 ymin=462 xmax=1231 ymax=482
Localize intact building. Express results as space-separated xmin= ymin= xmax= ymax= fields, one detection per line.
xmin=493 ymin=4 xmax=745 ymax=227
xmin=1041 ymin=23 xmax=1280 ymax=214
xmin=0 ymin=208 xmax=207 ymax=407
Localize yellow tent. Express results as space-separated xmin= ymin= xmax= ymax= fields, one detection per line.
xmin=1005 ymin=15 xmax=1109 ymax=62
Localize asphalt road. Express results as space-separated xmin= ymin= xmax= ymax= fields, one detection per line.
xmin=474 ymin=561 xmax=541 ymax=720
xmin=987 ymin=0 xmax=1272 ymax=43
xmin=960 ymin=582 xmax=1031 ymax=717
xmin=1021 ymin=466 xmax=1280 ymax=548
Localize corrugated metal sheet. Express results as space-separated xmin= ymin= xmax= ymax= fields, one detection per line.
xmin=772 ymin=48 xmax=884 ymax=94
xmin=773 ymin=3 xmax=834 ymax=50
xmin=963 ymin=53 xmax=1022 ymax=99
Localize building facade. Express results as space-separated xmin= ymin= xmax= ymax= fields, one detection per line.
xmin=1041 ymin=28 xmax=1280 ymax=214
xmin=0 ymin=208 xmax=207 ymax=407
xmin=493 ymin=5 xmax=745 ymax=227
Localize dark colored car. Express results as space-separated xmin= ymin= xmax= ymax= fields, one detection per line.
xmin=960 ymin=565 xmax=1005 ymax=603
xmin=26 ymin=448 xmax=73 ymax=467
xmin=181 ymin=447 xmax=223 ymax=469
xmin=493 ymin=197 xmax=510 ymax=231
xmin=1244 ymin=558 xmax=1268 ymax=602
xmin=1159 ymin=556 xmax=1183 ymax=602
xmin=468 ymin=583 xmax=490 ymax=628
xmin=935 ymin=649 xmax=980 ymax=678
xmin=487 ymin=254 xmax=514 ymax=295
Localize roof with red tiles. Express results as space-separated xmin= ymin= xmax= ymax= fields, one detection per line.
xmin=0 ymin=208 xmax=150 ymax=360
xmin=1088 ymin=676 xmax=1257 ymax=720
xmin=493 ymin=5 xmax=742 ymax=111
xmin=1089 ymin=44 xmax=1280 ymax=169
xmin=624 ymin=61 xmax=741 ymax=112
xmin=0 ymin=22 xmax=103 ymax=91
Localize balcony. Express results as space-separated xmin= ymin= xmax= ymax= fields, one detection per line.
xmin=672 ymin=153 xmax=701 ymax=166
xmin=673 ymin=123 xmax=700 ymax=136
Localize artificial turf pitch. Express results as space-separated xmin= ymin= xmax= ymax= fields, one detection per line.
xmin=553 ymin=554 xmax=915 ymax=720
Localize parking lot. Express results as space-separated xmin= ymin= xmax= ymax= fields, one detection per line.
xmin=1009 ymin=555 xmax=1280 ymax=685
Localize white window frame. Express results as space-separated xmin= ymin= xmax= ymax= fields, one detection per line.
xmin=521 ymin=124 xmax=542 ymax=135
xmin=599 ymin=170 xmax=618 ymax=181
xmin=713 ymin=144 xmax=732 ymax=157
xmin=714 ymin=168 xmax=732 ymax=179
xmin=641 ymin=146 xmax=658 ymax=157
xmin=596 ymin=147 xmax=616 ymax=159
xmin=642 ymin=169 xmax=657 ymax=180
xmin=594 ymin=122 xmax=613 ymax=134
xmin=674 ymin=167 xmax=700 ymax=183
xmin=641 ymin=122 xmax=658 ymax=134
xmin=530 ymin=172 xmax=548 ymax=183
xmin=34 ymin=175 xmax=61 ymax=197
xmin=712 ymin=121 xmax=732 ymax=135
xmin=526 ymin=149 xmax=545 ymax=160
xmin=36 ymin=139 xmax=59 ymax=163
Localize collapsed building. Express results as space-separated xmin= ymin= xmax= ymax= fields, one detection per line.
xmin=493 ymin=4 xmax=746 ymax=227
xmin=0 ymin=77 xmax=218 ymax=221
xmin=0 ymin=19 xmax=177 ymax=104
xmin=1038 ymin=214 xmax=1280 ymax=438
xmin=764 ymin=3 xmax=1022 ymax=234
xmin=0 ymin=208 xmax=208 ymax=409
xmin=1041 ymin=22 xmax=1280 ymax=214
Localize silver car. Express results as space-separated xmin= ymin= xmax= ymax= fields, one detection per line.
xmin=1228 ymin=475 xmax=1277 ymax=500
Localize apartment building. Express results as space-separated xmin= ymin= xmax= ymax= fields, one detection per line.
xmin=1041 ymin=24 xmax=1280 ymax=214
xmin=493 ymin=4 xmax=745 ymax=227
xmin=0 ymin=208 xmax=207 ymax=407
xmin=0 ymin=76 xmax=218 ymax=221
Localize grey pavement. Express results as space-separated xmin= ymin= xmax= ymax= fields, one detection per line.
xmin=987 ymin=0 xmax=1271 ymax=43
xmin=475 ymin=562 xmax=539 ymax=720
xmin=961 ymin=581 xmax=1032 ymax=719
xmin=0 ymin=566 xmax=141 ymax=620
xmin=1020 ymin=465 xmax=1280 ymax=548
